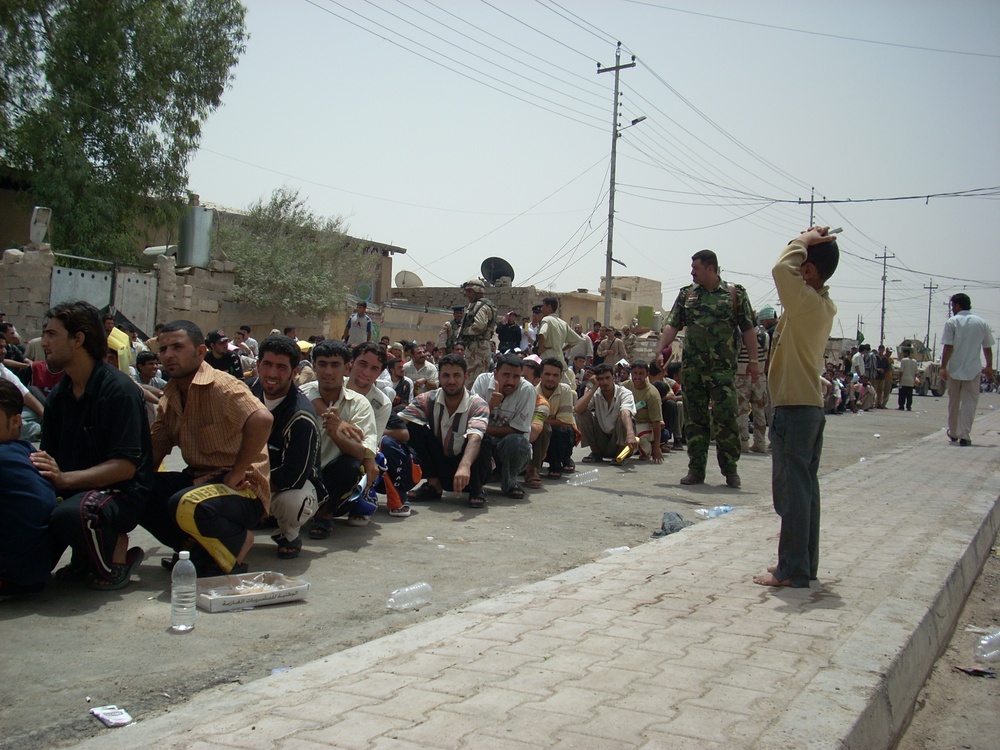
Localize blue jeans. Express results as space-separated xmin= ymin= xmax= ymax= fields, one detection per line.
xmin=770 ymin=406 xmax=825 ymax=588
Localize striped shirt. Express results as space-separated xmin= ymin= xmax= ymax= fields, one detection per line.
xmin=400 ymin=388 xmax=489 ymax=457
xmin=151 ymin=361 xmax=271 ymax=509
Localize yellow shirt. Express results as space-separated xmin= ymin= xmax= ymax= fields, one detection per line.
xmin=769 ymin=240 xmax=837 ymax=408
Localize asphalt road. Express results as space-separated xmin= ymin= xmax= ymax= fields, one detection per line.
xmin=0 ymin=391 xmax=987 ymax=749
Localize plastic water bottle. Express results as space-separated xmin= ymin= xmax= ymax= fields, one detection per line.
xmin=600 ymin=546 xmax=630 ymax=557
xmin=387 ymin=582 xmax=432 ymax=611
xmin=694 ymin=505 xmax=733 ymax=520
xmin=975 ymin=629 xmax=1000 ymax=663
xmin=566 ymin=468 xmax=600 ymax=486
xmin=170 ymin=551 xmax=197 ymax=633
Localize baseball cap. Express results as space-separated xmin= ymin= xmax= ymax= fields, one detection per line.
xmin=205 ymin=330 xmax=228 ymax=345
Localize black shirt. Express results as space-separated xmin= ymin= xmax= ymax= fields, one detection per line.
xmin=496 ymin=322 xmax=522 ymax=353
xmin=41 ymin=361 xmax=153 ymax=499
xmin=204 ymin=350 xmax=245 ymax=381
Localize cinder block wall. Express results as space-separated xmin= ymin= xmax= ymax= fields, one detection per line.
xmin=1 ymin=245 xmax=57 ymax=336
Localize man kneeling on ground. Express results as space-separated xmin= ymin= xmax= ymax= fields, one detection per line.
xmin=402 ymin=354 xmax=491 ymax=508
xmin=0 ymin=380 xmax=57 ymax=595
xmin=249 ymin=336 xmax=322 ymax=559
xmin=574 ymin=363 xmax=639 ymax=462
xmin=472 ymin=353 xmax=535 ymax=500
xmin=142 ymin=321 xmax=273 ymax=577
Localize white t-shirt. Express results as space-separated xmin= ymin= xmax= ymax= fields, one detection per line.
xmin=942 ymin=311 xmax=994 ymax=381
xmin=471 ymin=372 xmax=535 ymax=435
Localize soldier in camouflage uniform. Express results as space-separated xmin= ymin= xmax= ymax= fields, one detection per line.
xmin=437 ymin=306 xmax=465 ymax=353
xmin=658 ymin=249 xmax=758 ymax=488
xmin=458 ymin=278 xmax=497 ymax=387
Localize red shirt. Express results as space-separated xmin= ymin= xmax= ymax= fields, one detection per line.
xmin=30 ymin=360 xmax=65 ymax=397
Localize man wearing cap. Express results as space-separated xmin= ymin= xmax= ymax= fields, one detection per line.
xmin=204 ymin=330 xmax=245 ymax=381
xmin=458 ymin=278 xmax=498 ymax=385
xmin=437 ymin=305 xmax=465 ymax=354
xmin=535 ymin=296 xmax=585 ymax=386
xmin=343 ymin=301 xmax=372 ymax=347
xmin=497 ymin=311 xmax=522 ymax=354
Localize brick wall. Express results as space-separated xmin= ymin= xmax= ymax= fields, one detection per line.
xmin=1 ymin=245 xmax=56 ymax=336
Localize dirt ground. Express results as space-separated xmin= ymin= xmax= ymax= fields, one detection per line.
xmin=1 ymin=392 xmax=997 ymax=749
xmin=896 ymin=533 xmax=1000 ymax=750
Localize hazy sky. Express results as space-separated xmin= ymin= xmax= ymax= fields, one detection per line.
xmin=187 ymin=0 xmax=1000 ymax=355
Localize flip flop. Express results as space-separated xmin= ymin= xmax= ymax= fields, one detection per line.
xmin=469 ymin=494 xmax=486 ymax=509
xmin=547 ymin=469 xmax=563 ymax=479
xmin=388 ymin=505 xmax=412 ymax=517
xmin=503 ymin=486 xmax=525 ymax=499
xmin=524 ymin=475 xmax=543 ymax=489
xmin=86 ymin=547 xmax=144 ymax=591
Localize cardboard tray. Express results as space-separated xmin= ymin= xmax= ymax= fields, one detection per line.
xmin=196 ymin=571 xmax=310 ymax=613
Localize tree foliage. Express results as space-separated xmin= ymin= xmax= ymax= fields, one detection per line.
xmin=218 ymin=188 xmax=379 ymax=317
xmin=0 ymin=0 xmax=246 ymax=262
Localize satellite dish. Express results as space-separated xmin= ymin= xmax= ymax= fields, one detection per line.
xmin=394 ymin=270 xmax=424 ymax=288
xmin=482 ymin=257 xmax=515 ymax=286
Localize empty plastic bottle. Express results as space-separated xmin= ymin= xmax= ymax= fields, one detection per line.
xmin=694 ymin=505 xmax=733 ymax=520
xmin=600 ymin=546 xmax=631 ymax=557
xmin=566 ymin=468 xmax=600 ymax=486
xmin=387 ymin=582 xmax=432 ymax=611
xmin=975 ymin=628 xmax=1000 ymax=663
xmin=170 ymin=551 xmax=197 ymax=633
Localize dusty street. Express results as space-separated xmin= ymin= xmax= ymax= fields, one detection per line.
xmin=1 ymin=391 xmax=996 ymax=748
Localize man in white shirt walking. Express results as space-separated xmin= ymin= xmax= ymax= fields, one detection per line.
xmin=941 ymin=293 xmax=994 ymax=446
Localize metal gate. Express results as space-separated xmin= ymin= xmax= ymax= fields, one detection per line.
xmin=50 ymin=260 xmax=157 ymax=336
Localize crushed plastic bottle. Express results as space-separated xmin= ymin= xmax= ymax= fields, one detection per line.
xmin=600 ymin=546 xmax=630 ymax=557
xmin=566 ymin=468 xmax=600 ymax=486
xmin=387 ymin=582 xmax=432 ymax=611
xmin=694 ymin=505 xmax=733 ymax=520
xmin=975 ymin=628 xmax=1000 ymax=663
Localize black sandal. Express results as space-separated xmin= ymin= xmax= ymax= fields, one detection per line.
xmin=469 ymin=493 xmax=486 ymax=508
xmin=86 ymin=547 xmax=144 ymax=591
xmin=272 ymin=534 xmax=302 ymax=560
xmin=407 ymin=484 xmax=443 ymax=501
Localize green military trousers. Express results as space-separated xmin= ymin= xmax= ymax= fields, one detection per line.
xmin=683 ymin=366 xmax=740 ymax=479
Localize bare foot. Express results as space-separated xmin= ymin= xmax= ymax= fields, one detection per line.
xmin=767 ymin=564 xmax=778 ymax=573
xmin=753 ymin=572 xmax=792 ymax=587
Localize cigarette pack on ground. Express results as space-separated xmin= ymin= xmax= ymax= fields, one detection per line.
xmin=90 ymin=705 xmax=133 ymax=727
xmin=196 ymin=571 xmax=310 ymax=612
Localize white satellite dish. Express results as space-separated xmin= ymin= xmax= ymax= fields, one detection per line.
xmin=394 ymin=270 xmax=424 ymax=288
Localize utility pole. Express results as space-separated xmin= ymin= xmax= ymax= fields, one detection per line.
xmin=809 ymin=187 xmax=814 ymax=226
xmin=876 ymin=248 xmax=895 ymax=346
xmin=598 ymin=42 xmax=634 ymax=327
xmin=923 ymin=278 xmax=938 ymax=348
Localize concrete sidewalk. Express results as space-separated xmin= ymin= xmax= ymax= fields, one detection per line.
xmin=75 ymin=411 xmax=1000 ymax=750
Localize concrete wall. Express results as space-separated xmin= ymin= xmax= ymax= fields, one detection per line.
xmin=1 ymin=245 xmax=57 ymax=337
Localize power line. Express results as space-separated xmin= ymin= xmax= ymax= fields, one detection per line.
xmin=620 ymin=0 xmax=1000 ymax=59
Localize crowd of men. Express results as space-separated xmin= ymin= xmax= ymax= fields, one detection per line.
xmin=0 ymin=237 xmax=994 ymax=595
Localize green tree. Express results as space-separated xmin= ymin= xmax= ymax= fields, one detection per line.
xmin=218 ymin=188 xmax=379 ymax=317
xmin=0 ymin=1 xmax=246 ymax=262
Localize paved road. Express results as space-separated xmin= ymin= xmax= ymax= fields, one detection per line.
xmin=1 ymin=392 xmax=996 ymax=748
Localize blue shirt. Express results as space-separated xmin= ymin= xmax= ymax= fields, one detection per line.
xmin=0 ymin=440 xmax=57 ymax=587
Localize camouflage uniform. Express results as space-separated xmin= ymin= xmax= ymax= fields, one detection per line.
xmin=735 ymin=325 xmax=769 ymax=451
xmin=460 ymin=296 xmax=497 ymax=386
xmin=665 ymin=281 xmax=755 ymax=480
xmin=437 ymin=319 xmax=460 ymax=353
